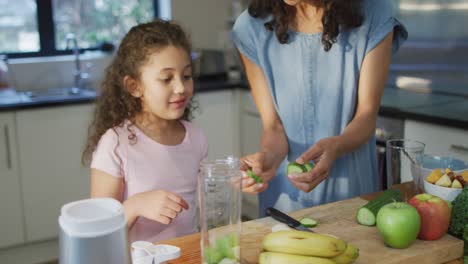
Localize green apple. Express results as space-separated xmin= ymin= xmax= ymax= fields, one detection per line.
xmin=376 ymin=202 xmax=421 ymax=249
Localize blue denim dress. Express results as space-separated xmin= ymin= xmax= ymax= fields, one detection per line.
xmin=231 ymin=0 xmax=408 ymax=216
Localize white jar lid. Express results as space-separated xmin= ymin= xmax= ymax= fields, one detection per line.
xmin=59 ymin=198 xmax=126 ymax=238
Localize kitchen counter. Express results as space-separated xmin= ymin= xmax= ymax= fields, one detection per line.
xmin=1 ymin=77 xmax=467 ymax=129
xmin=157 ymin=182 xmax=464 ymax=264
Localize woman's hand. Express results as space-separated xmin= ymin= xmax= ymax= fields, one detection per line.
xmin=288 ymin=136 xmax=342 ymax=192
xmin=240 ymin=151 xmax=278 ymax=194
xmin=125 ymin=190 xmax=189 ymax=225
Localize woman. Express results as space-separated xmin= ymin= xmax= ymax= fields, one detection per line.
xmin=231 ymin=0 xmax=407 ymax=215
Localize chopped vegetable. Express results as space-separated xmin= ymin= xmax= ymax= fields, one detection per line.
xmin=286 ymin=162 xmax=314 ymax=175
xmin=299 ymin=217 xmax=318 ymax=228
xmin=356 ymin=189 xmax=402 ymax=226
xmin=449 ymin=186 xmax=468 ymax=239
xmin=246 ymin=169 xmax=263 ymax=183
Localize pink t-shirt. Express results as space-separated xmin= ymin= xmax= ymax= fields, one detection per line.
xmin=91 ymin=120 xmax=208 ymax=243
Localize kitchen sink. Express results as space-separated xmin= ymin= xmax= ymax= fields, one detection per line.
xmin=0 ymin=87 xmax=97 ymax=106
xmin=23 ymin=87 xmax=97 ymax=101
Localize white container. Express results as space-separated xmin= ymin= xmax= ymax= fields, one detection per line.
xmin=59 ymin=198 xmax=130 ymax=264
xmin=423 ymin=180 xmax=463 ymax=202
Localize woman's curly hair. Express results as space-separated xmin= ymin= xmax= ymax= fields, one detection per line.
xmin=248 ymin=0 xmax=363 ymax=51
xmin=82 ymin=19 xmax=195 ymax=165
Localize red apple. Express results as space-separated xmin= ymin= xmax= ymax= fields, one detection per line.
xmin=408 ymin=193 xmax=451 ymax=240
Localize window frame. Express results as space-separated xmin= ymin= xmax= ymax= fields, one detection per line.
xmin=4 ymin=0 xmax=159 ymax=58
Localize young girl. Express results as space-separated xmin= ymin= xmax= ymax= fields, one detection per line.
xmin=82 ymin=19 xmax=208 ymax=243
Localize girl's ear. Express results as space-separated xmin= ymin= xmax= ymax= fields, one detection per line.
xmin=123 ymin=75 xmax=142 ymax=98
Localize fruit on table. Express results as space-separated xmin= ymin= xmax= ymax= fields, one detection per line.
xmin=286 ymin=162 xmax=314 ymax=174
xmin=435 ymin=174 xmax=452 ymax=187
xmin=376 ymin=202 xmax=421 ymax=249
xmin=426 ymin=168 xmax=467 ymax=189
xmin=260 ymin=230 xmax=359 ymax=264
xmin=451 ymin=178 xmax=463 ymax=189
xmin=426 ymin=168 xmax=443 ymax=184
xmin=262 ymin=230 xmax=347 ymax=258
xmin=259 ymin=252 xmax=336 ymax=264
xmin=356 ymin=188 xmax=402 ymax=226
xmin=408 ymin=193 xmax=451 ymax=240
xmin=461 ymin=171 xmax=468 ymax=182
xmin=332 ymin=243 xmax=360 ymax=264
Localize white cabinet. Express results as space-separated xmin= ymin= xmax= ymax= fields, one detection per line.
xmin=0 ymin=112 xmax=25 ymax=248
xmin=15 ymin=104 xmax=93 ymax=242
xmin=404 ymin=120 xmax=468 ymax=162
xmin=193 ymin=90 xmax=241 ymax=159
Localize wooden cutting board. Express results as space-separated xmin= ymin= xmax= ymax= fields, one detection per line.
xmin=239 ymin=197 xmax=464 ymax=264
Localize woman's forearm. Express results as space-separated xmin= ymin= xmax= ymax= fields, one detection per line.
xmin=335 ymin=112 xmax=377 ymax=157
xmin=260 ymin=124 xmax=289 ymax=168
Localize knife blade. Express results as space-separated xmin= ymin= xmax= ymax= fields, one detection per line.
xmin=265 ymin=207 xmax=314 ymax=233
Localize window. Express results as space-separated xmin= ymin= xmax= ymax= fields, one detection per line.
xmin=0 ymin=0 xmax=160 ymax=58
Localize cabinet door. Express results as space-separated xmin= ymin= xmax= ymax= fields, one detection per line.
xmin=0 ymin=112 xmax=25 ymax=248
xmin=192 ymin=90 xmax=241 ymax=159
xmin=16 ymin=104 xmax=93 ymax=242
xmin=404 ymin=120 xmax=468 ymax=162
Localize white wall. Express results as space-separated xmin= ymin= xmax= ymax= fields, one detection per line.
xmin=8 ymin=1 xmax=234 ymax=92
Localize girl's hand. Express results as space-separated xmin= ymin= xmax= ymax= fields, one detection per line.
xmin=127 ymin=190 xmax=189 ymax=225
xmin=240 ymin=151 xmax=278 ymax=194
xmin=288 ymin=137 xmax=341 ymax=193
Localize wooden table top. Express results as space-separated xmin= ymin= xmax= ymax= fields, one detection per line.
xmin=157 ymin=183 xmax=464 ymax=264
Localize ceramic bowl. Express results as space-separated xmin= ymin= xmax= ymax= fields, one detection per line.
xmin=423 ymin=180 xmax=463 ymax=201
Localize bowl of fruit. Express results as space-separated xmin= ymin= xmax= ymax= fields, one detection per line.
xmin=424 ymin=168 xmax=467 ymax=201
xmin=422 ymin=154 xmax=467 ymax=201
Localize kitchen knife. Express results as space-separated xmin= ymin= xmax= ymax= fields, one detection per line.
xmin=265 ymin=207 xmax=314 ymax=233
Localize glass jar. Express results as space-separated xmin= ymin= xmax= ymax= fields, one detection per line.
xmin=198 ymin=156 xmax=242 ymax=264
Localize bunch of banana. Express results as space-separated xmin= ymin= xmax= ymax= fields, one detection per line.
xmin=259 ymin=230 xmax=359 ymax=264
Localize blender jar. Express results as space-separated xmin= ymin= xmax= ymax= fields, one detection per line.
xmin=199 ymin=156 xmax=242 ymax=264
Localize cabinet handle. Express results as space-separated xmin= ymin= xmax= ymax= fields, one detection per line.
xmin=450 ymin=144 xmax=468 ymax=152
xmin=4 ymin=125 xmax=12 ymax=169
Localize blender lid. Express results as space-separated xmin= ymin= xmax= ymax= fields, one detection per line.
xmin=59 ymin=198 xmax=126 ymax=238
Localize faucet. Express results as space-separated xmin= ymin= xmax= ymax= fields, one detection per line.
xmin=65 ymin=33 xmax=82 ymax=94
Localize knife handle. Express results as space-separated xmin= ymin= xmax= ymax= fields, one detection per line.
xmin=266 ymin=207 xmax=301 ymax=228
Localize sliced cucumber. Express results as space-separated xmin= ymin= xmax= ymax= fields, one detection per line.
xmin=286 ymin=162 xmax=314 ymax=174
xmin=246 ymin=169 xmax=263 ymax=183
xmin=356 ymin=189 xmax=402 ymax=226
xmin=303 ymin=163 xmax=314 ymax=172
xmin=299 ymin=217 xmax=318 ymax=228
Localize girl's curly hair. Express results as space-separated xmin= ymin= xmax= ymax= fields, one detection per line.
xmin=248 ymin=0 xmax=363 ymax=51
xmin=82 ymin=19 xmax=195 ymax=165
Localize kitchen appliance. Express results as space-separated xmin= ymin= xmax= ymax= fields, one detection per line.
xmin=192 ymin=49 xmax=226 ymax=78
xmin=265 ymin=207 xmax=314 ymax=233
xmin=59 ymin=198 xmax=131 ymax=264
xmin=198 ymin=155 xmax=242 ymax=264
